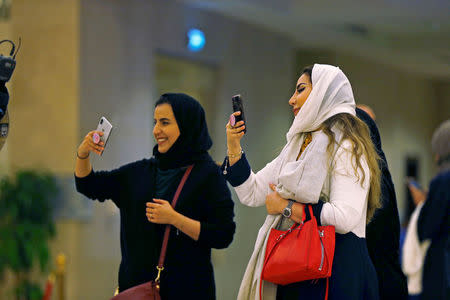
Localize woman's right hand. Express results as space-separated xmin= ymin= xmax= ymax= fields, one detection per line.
xmin=77 ymin=131 xmax=105 ymax=157
xmin=226 ymin=111 xmax=246 ymax=153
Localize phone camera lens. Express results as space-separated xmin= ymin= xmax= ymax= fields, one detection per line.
xmin=100 ymin=119 xmax=103 ymax=124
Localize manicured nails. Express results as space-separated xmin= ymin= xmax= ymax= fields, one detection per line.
xmin=93 ymin=133 xmax=100 ymax=144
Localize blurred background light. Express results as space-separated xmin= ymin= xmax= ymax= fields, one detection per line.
xmin=187 ymin=28 xmax=205 ymax=52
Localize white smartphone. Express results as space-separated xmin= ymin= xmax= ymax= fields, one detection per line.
xmin=95 ymin=116 xmax=113 ymax=154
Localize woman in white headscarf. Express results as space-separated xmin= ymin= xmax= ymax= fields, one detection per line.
xmin=223 ymin=64 xmax=381 ymax=299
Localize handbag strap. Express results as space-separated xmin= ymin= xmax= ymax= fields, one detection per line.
xmin=154 ymin=164 xmax=194 ymax=282
xmin=304 ymin=204 xmax=314 ymax=222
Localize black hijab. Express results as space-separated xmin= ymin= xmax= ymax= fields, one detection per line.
xmin=356 ymin=108 xmax=385 ymax=163
xmin=153 ymin=93 xmax=213 ymax=170
xmin=356 ymin=108 xmax=408 ymax=298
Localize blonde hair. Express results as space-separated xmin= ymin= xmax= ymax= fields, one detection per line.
xmin=321 ymin=113 xmax=381 ymax=223
xmin=300 ymin=65 xmax=381 ymax=223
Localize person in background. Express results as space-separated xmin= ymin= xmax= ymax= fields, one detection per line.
xmin=357 ymin=107 xmax=408 ymax=300
xmin=408 ymin=119 xmax=450 ymax=300
xmin=356 ymin=104 xmax=376 ymax=121
xmin=402 ymin=182 xmax=430 ymax=300
xmin=75 ymin=93 xmax=236 ymax=299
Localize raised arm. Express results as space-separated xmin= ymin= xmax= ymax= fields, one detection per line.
xmin=75 ymin=131 xmax=105 ymax=177
xmin=75 ymin=130 xmax=128 ymax=207
xmin=224 ymin=111 xmax=279 ymax=207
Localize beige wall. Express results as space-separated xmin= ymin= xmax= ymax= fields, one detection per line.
xmin=8 ymin=0 xmax=80 ymax=174
xmin=0 ymin=1 xmax=81 ymax=299
xmin=435 ymin=81 xmax=450 ymax=124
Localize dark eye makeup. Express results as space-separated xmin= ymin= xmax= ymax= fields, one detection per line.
xmin=154 ymin=119 xmax=171 ymax=125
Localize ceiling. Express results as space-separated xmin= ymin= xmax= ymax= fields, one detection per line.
xmin=178 ymin=0 xmax=450 ymax=80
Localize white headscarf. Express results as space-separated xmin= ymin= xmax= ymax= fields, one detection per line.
xmin=288 ymin=64 xmax=355 ymax=139
xmin=275 ymin=64 xmax=356 ymax=202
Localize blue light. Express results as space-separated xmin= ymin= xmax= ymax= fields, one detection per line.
xmin=187 ymin=28 xmax=205 ymax=52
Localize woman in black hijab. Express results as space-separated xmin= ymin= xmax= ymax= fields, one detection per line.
xmin=356 ymin=108 xmax=408 ymax=300
xmin=75 ymin=93 xmax=236 ymax=299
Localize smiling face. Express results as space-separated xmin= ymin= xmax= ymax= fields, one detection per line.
xmin=153 ymin=103 xmax=181 ymax=153
xmin=289 ymin=73 xmax=312 ymax=116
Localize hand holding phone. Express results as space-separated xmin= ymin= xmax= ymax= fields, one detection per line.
xmin=406 ymin=177 xmax=426 ymax=206
xmin=95 ymin=116 xmax=113 ymax=155
xmin=231 ymin=94 xmax=246 ymax=133
xmin=406 ymin=177 xmax=422 ymax=190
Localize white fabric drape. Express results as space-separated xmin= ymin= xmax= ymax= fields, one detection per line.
xmin=402 ymin=203 xmax=431 ymax=295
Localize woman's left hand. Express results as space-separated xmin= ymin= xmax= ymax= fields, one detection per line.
xmin=146 ymin=199 xmax=178 ymax=224
xmin=265 ymin=183 xmax=288 ymax=215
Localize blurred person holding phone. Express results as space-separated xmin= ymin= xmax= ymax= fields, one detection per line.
xmin=223 ymin=64 xmax=381 ymax=299
xmin=405 ymin=119 xmax=450 ymax=300
xmin=74 ymin=93 xmax=236 ymax=299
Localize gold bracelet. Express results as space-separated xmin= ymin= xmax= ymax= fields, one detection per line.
xmin=227 ymin=148 xmax=243 ymax=159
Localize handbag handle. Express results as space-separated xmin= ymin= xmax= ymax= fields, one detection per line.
xmin=302 ymin=204 xmax=315 ymax=223
xmin=154 ymin=164 xmax=194 ymax=283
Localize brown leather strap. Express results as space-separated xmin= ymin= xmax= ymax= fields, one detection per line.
xmin=157 ymin=165 xmax=194 ymax=268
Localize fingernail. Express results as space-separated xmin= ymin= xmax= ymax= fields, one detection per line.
xmin=93 ymin=133 xmax=100 ymax=144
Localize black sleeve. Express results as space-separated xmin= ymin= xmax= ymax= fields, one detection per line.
xmin=220 ymin=153 xmax=251 ymax=187
xmin=74 ymin=161 xmax=141 ymax=208
xmin=197 ymin=166 xmax=236 ymax=249
xmin=418 ymin=172 xmax=450 ymax=242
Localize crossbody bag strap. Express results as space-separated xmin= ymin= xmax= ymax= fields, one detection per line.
xmin=154 ymin=164 xmax=194 ymax=282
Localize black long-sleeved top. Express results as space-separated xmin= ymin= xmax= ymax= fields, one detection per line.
xmin=418 ymin=170 xmax=450 ymax=300
xmin=75 ymin=158 xmax=236 ymax=299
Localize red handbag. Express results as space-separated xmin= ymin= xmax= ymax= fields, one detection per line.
xmin=261 ymin=205 xmax=335 ymax=298
xmin=110 ymin=165 xmax=194 ymax=300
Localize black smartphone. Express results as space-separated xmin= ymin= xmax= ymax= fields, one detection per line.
xmin=232 ymin=94 xmax=247 ymax=133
